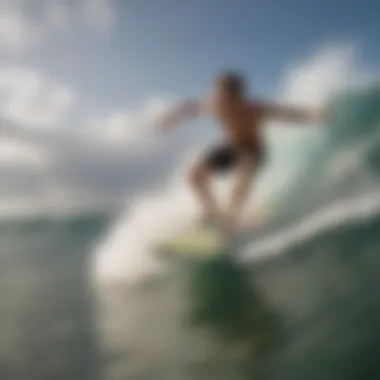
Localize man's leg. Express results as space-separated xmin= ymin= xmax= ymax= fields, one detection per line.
xmin=188 ymin=160 xmax=220 ymax=224
xmin=223 ymin=154 xmax=256 ymax=234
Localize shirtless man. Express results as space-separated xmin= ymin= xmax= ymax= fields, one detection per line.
xmin=158 ymin=71 xmax=326 ymax=238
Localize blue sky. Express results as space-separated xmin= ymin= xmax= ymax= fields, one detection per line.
xmin=15 ymin=0 xmax=378 ymax=112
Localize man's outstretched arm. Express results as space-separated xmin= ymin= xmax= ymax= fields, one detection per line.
xmin=157 ymin=99 xmax=205 ymax=131
xmin=257 ymin=100 xmax=328 ymax=125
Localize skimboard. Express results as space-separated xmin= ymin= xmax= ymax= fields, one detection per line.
xmin=155 ymin=225 xmax=223 ymax=260
xmin=154 ymin=211 xmax=266 ymax=260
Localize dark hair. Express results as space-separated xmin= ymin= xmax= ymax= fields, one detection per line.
xmin=216 ymin=70 xmax=247 ymax=95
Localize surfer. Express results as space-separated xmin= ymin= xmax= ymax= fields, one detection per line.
xmin=158 ymin=70 xmax=327 ymax=240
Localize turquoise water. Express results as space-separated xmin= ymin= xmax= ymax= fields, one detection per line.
xmin=1 ymin=82 xmax=380 ymax=379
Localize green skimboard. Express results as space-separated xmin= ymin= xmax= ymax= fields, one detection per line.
xmin=154 ymin=211 xmax=267 ymax=260
xmin=155 ymin=225 xmax=224 ymax=260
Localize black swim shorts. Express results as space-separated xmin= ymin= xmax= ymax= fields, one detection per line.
xmin=204 ymin=141 xmax=266 ymax=173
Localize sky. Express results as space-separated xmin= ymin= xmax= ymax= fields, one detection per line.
xmin=3 ymin=0 xmax=378 ymax=101
xmin=0 ymin=0 xmax=379 ymax=218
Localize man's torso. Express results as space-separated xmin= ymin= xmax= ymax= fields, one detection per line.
xmin=206 ymin=98 xmax=263 ymax=150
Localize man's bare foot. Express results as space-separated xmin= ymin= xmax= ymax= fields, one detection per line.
xmin=195 ymin=209 xmax=242 ymax=249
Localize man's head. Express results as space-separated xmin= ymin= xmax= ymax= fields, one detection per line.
xmin=214 ymin=71 xmax=247 ymax=101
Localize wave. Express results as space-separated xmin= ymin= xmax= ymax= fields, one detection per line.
xmin=92 ymin=79 xmax=380 ymax=284
xmin=241 ymin=191 xmax=380 ymax=264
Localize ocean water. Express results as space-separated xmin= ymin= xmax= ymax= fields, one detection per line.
xmin=1 ymin=83 xmax=380 ymax=380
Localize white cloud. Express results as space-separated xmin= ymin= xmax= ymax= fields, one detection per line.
xmin=81 ymin=0 xmax=116 ymax=30
xmin=0 ymin=63 xmax=174 ymax=217
xmin=280 ymin=43 xmax=359 ymax=106
xmin=0 ymin=0 xmax=118 ymax=52
xmin=0 ymin=0 xmax=43 ymax=50
xmin=0 ymin=66 xmax=76 ymax=129
xmin=45 ymin=0 xmax=71 ymax=33
xmin=89 ymin=97 xmax=173 ymax=148
xmin=0 ymin=137 xmax=48 ymax=167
